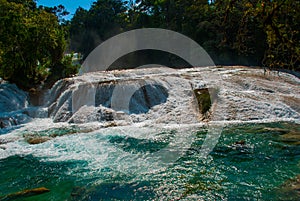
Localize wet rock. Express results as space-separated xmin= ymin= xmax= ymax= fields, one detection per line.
xmin=70 ymin=186 xmax=87 ymax=200
xmin=25 ymin=136 xmax=52 ymax=145
xmin=44 ymin=66 xmax=300 ymax=123
xmin=0 ymin=187 xmax=50 ymax=201
xmin=279 ymin=131 xmax=300 ymax=145
xmin=102 ymin=110 xmax=114 ymax=121
xmin=103 ymin=121 xmax=118 ymax=128
xmin=45 ymin=69 xmax=199 ymax=124
xmin=68 ymin=106 xmax=116 ymax=123
xmin=277 ymin=175 xmax=300 ymax=200
xmin=263 ymin=127 xmax=290 ymax=135
xmin=0 ymin=120 xmax=6 ymax=129
xmin=193 ymin=88 xmax=218 ymax=120
xmin=51 ymin=93 xmax=73 ymax=122
xmin=234 ymin=140 xmax=246 ymax=145
xmin=23 ymin=126 xmax=96 ymax=144
xmin=0 ymin=114 xmax=31 ymax=129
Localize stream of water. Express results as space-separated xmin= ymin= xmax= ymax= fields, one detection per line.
xmin=0 ymin=121 xmax=299 ymax=200
xmin=1 ymin=67 xmax=299 ymax=200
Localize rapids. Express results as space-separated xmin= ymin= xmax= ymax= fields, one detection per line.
xmin=0 ymin=66 xmax=299 ymax=200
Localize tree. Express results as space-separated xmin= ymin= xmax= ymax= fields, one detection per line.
xmin=214 ymin=0 xmax=299 ymax=70
xmin=67 ymin=0 xmax=299 ymax=71
xmin=69 ymin=0 xmax=127 ymax=59
xmin=0 ymin=0 xmax=70 ymax=89
xmin=258 ymin=0 xmax=300 ymax=71
xmin=39 ymin=4 xmax=70 ymax=23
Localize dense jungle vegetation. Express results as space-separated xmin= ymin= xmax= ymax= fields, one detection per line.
xmin=0 ymin=0 xmax=299 ymax=89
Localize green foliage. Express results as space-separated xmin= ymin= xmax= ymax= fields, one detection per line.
xmin=1 ymin=0 xmax=299 ymax=90
xmin=0 ymin=0 xmax=68 ymax=89
xmin=207 ymin=0 xmax=299 ymax=70
xmin=194 ymin=88 xmax=219 ymax=116
xmin=69 ymin=0 xmax=127 ymax=58
xmin=259 ymin=0 xmax=300 ymax=71
xmin=61 ymin=54 xmax=80 ymax=77
xmin=46 ymin=53 xmax=80 ymax=86
xmin=69 ymin=0 xmax=299 ymax=71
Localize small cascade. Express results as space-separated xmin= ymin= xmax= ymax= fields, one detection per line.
xmin=0 ymin=83 xmax=48 ymax=130
xmin=44 ymin=79 xmax=75 ymax=107
xmin=0 ymin=84 xmax=30 ymax=129
xmin=1 ymin=66 xmax=299 ymax=130
xmin=47 ymin=69 xmax=201 ymax=124
xmin=0 ymin=84 xmax=28 ymax=113
xmin=41 ymin=66 xmax=300 ymax=125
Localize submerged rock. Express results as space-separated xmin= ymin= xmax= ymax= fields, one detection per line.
xmin=277 ymin=175 xmax=300 ymax=200
xmin=22 ymin=126 xmax=97 ymax=145
xmin=0 ymin=187 xmax=50 ymax=201
xmin=25 ymin=136 xmax=52 ymax=145
xmin=278 ymin=131 xmax=300 ymax=145
xmin=234 ymin=140 xmax=246 ymax=145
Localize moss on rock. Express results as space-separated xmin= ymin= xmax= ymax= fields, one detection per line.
xmin=193 ymin=88 xmax=218 ymax=119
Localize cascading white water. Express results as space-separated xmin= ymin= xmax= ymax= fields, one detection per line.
xmin=47 ymin=67 xmax=203 ymax=125
xmin=0 ymin=66 xmax=299 ymax=200
xmin=0 ymin=84 xmax=30 ymax=129
xmin=0 ymin=66 xmax=299 ymax=159
xmin=0 ymin=83 xmax=28 ymax=113
xmin=1 ymin=66 xmax=299 ymax=130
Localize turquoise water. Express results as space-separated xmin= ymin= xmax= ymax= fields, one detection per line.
xmin=0 ymin=122 xmax=299 ymax=200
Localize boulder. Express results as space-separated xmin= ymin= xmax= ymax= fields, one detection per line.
xmin=0 ymin=187 xmax=50 ymax=201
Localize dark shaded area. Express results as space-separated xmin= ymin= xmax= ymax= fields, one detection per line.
xmin=70 ymin=182 xmax=156 ymax=201
xmin=193 ymin=88 xmax=218 ymax=119
xmin=94 ymin=83 xmax=115 ymax=108
xmin=94 ymin=83 xmax=168 ymax=114
xmin=129 ymin=84 xmax=168 ymax=114
xmin=109 ymin=50 xmax=192 ymax=70
xmin=68 ymin=0 xmax=299 ymax=72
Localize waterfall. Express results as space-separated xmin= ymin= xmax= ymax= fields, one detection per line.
xmin=0 ymin=84 xmax=30 ymax=129
xmin=47 ymin=68 xmax=201 ymax=124
xmin=0 ymin=66 xmax=299 ymax=130
xmin=0 ymin=84 xmax=28 ymax=113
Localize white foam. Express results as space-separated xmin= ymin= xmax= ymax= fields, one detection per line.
xmin=0 ymin=66 xmax=299 ymax=181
